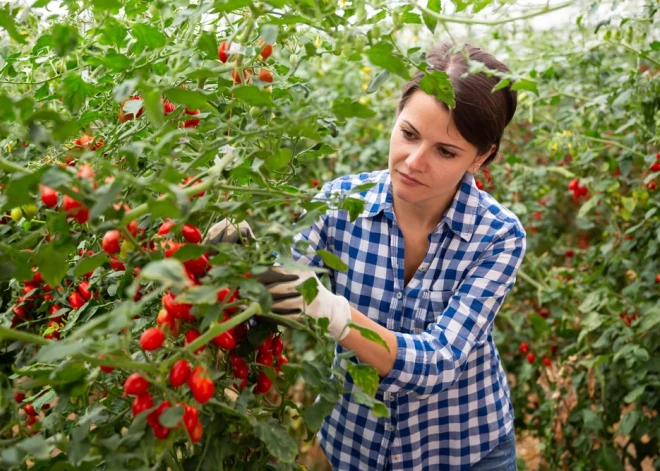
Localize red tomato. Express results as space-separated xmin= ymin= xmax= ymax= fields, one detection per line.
xmin=256 ymin=351 xmax=273 ymax=366
xmin=258 ymin=68 xmax=273 ymax=83
xmin=101 ymin=230 xmax=121 ymax=255
xmin=152 ymin=422 xmax=170 ymax=439
xmin=162 ymin=240 xmax=183 ymax=258
xmin=260 ymin=44 xmax=273 ymax=60
xmin=519 ymin=343 xmax=529 ymax=354
xmin=40 ymin=187 xmax=58 ymax=208
xmin=271 ymin=337 xmax=284 ymax=356
xmin=99 ymin=354 xmax=115 ymax=373
xmin=233 ymin=362 xmax=249 ymax=379
xmin=162 ymin=292 xmax=194 ymax=322
xmin=189 ymin=366 xmax=214 ymax=404
xmin=169 ymin=359 xmax=191 ymax=387
xmin=229 ymin=351 xmax=245 ymax=368
xmin=182 ymin=224 xmax=202 ymax=243
xmin=527 ymin=353 xmax=535 ymax=364
xmin=276 ymin=354 xmax=288 ymax=367
xmin=157 ymin=309 xmax=178 ymax=335
xmin=158 ymin=221 xmax=177 ymax=236
xmin=78 ymin=281 xmax=92 ymax=301
xmin=181 ymin=403 xmax=199 ymax=435
xmin=124 ymin=373 xmax=150 ymax=396
xmin=183 ymin=254 xmax=209 ymax=276
xmin=254 ymin=371 xmax=272 ymax=395
xmin=258 ymin=333 xmax=274 ymax=353
xmin=185 ymin=329 xmax=205 ymax=354
xmin=140 ymin=327 xmax=165 ymax=351
xmin=217 ymin=287 xmax=231 ymax=303
xmin=109 ymin=257 xmax=125 ymax=271
xmin=212 ymin=331 xmax=236 ymax=350
xmin=132 ymin=393 xmax=153 ymax=416
xmin=190 ymin=420 xmax=204 ymax=442
xmin=24 ymin=404 xmax=37 ymax=417
xmin=218 ymin=41 xmax=230 ymax=63
xmin=126 ymin=220 xmax=138 ymax=238
xmin=148 ymin=400 xmax=171 ymax=429
xmin=69 ymin=292 xmax=85 ymax=309
xmin=76 ymin=164 xmax=95 ymax=181
xmin=163 ymin=99 xmax=175 ymax=115
xmin=234 ymin=322 xmax=249 ymax=340
xmin=14 ymin=392 xmax=25 ymax=403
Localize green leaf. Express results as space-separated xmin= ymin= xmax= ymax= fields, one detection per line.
xmin=340 ymin=197 xmax=366 ymax=222
xmin=346 ymin=363 xmax=379 ymax=396
xmin=366 ymin=70 xmax=390 ymax=94
xmin=331 ymin=98 xmax=376 ymax=120
xmin=60 ymin=72 xmax=97 ymax=114
xmin=623 ymin=385 xmax=645 ymax=403
xmin=618 ymin=409 xmax=639 ymax=436
xmin=90 ymin=180 xmax=123 ymax=220
xmin=422 ymin=0 xmax=441 ymax=33
xmin=511 ymin=78 xmax=539 ymax=95
xmin=51 ymin=24 xmax=79 ymax=56
xmin=132 ymin=23 xmax=167 ymax=51
xmin=250 ymin=418 xmax=298 ymax=463
xmin=351 ymin=391 xmax=390 ymax=417
xmin=17 ymin=435 xmax=54 ymax=460
xmin=492 ymin=78 xmax=511 ymax=92
xmin=148 ymin=197 xmax=181 ymax=220
xmin=0 ymin=5 xmax=28 ymax=44
xmin=265 ymin=148 xmax=292 ymax=171
xmin=346 ymin=322 xmax=390 ymax=352
xmin=638 ymin=307 xmax=660 ymax=331
xmin=196 ymin=31 xmax=218 ymax=59
xmin=316 ymin=249 xmax=348 ymax=272
xmin=140 ymin=259 xmax=188 ymax=289
xmin=35 ymin=241 xmax=75 ymax=287
xmin=596 ymin=444 xmax=624 ymax=471
xmin=74 ymin=253 xmax=108 ymax=278
xmin=160 ymin=405 xmax=184 ymax=428
xmin=232 ymin=85 xmax=275 ymax=107
xmin=212 ymin=0 xmax=252 ymax=13
xmin=528 ymin=313 xmax=550 ymax=337
xmin=365 ymin=42 xmax=411 ymax=80
xmin=418 ymin=70 xmax=455 ymax=108
xmin=260 ymin=24 xmax=278 ymax=45
xmin=164 ymin=88 xmax=213 ymax=111
xmin=296 ymin=276 xmax=319 ymax=305
xmin=143 ymin=89 xmax=164 ymax=128
xmin=171 ymin=243 xmax=208 ymax=262
xmin=36 ymin=340 xmax=88 ymax=362
xmin=303 ymin=396 xmax=335 ymax=434
xmin=177 ymin=285 xmax=222 ymax=304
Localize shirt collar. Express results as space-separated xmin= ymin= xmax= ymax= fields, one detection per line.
xmin=361 ymin=170 xmax=480 ymax=242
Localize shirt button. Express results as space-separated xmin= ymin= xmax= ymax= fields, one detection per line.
xmin=396 ymin=292 xmax=402 ymax=299
xmin=386 ymin=423 xmax=396 ymax=432
xmin=392 ymin=455 xmax=402 ymax=462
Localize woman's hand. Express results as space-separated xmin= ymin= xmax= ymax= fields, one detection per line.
xmin=204 ymin=218 xmax=352 ymax=340
xmin=255 ymin=267 xmax=352 ymax=341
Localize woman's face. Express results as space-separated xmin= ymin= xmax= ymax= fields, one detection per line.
xmin=388 ymin=90 xmax=490 ymax=209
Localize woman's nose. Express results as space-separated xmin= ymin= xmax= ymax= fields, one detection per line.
xmin=405 ymin=147 xmax=427 ymax=171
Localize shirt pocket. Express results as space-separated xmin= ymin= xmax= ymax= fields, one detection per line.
xmin=413 ymin=289 xmax=455 ymax=333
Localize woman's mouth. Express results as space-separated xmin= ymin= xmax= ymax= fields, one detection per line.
xmin=398 ymin=171 xmax=423 ymax=186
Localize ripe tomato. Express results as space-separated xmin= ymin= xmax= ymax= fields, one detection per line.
xmin=527 ymin=353 xmax=535 ymax=364
xmin=271 ymin=337 xmax=284 ymax=356
xmin=181 ymin=403 xmax=199 ymax=434
xmin=182 ymin=224 xmax=202 ymax=243
xmin=69 ymin=292 xmax=85 ymax=309
xmin=40 ymin=187 xmax=58 ymax=208
xmin=276 ymin=354 xmax=288 ymax=368
xmin=256 ymin=351 xmax=273 ymax=366
xmin=162 ymin=292 xmax=194 ymax=322
xmin=102 ymin=230 xmax=121 ymax=255
xmin=162 ymin=240 xmax=183 ymax=258
xmin=229 ymin=351 xmax=245 ymax=367
xmin=24 ymin=404 xmax=37 ymax=417
xmin=182 ymin=176 xmax=206 ymax=197
xmin=183 ymin=108 xmax=201 ymax=128
xmin=152 ymin=422 xmax=170 ymax=440
xmin=183 ymin=254 xmax=209 ymax=276
xmin=140 ymin=327 xmax=165 ymax=351
xmin=158 ymin=221 xmax=177 ymax=236
xmin=190 ymin=419 xmax=204 ymax=442
xmin=212 ymin=331 xmax=236 ymax=350
xmin=157 ymin=309 xmax=178 ymax=335
xmin=519 ymin=343 xmax=529 ymax=354
xmin=260 ymin=43 xmax=273 ymax=60
xmin=184 ymin=329 xmax=205 ymax=354
xmin=257 ymin=333 xmax=274 ymax=353
xmin=543 ymin=358 xmax=552 ymax=366
xmin=163 ymin=99 xmax=175 ymax=115
xmin=14 ymin=392 xmax=25 ymax=403
xmin=189 ymin=366 xmax=214 ymax=404
xmin=232 ymin=68 xmax=249 ymax=84
xmin=169 ymin=359 xmax=191 ymax=387
xmin=109 ymin=257 xmax=125 ymax=271
xmin=568 ymin=178 xmax=579 ymax=191
xmin=218 ymin=41 xmax=230 ymax=63
xmin=76 ymin=164 xmax=95 ymax=181
xmin=232 ymin=362 xmax=249 ymax=379
xmin=258 ymin=68 xmax=273 ymax=83
xmin=234 ymin=322 xmax=249 ymax=340
xmin=126 ymin=220 xmax=138 ymax=238
xmin=132 ymin=393 xmax=153 ymax=416
xmin=254 ymin=371 xmax=272 ymax=395
xmin=78 ymin=281 xmax=92 ymax=301
xmin=124 ymin=373 xmax=150 ymax=396
xmin=148 ymin=400 xmax=171 ymax=429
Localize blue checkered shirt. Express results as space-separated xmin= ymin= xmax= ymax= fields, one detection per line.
xmin=291 ymin=169 xmax=526 ymax=470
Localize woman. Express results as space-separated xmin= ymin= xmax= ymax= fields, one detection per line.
xmin=213 ymin=42 xmax=524 ymax=470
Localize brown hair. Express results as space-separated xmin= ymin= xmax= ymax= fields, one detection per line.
xmin=397 ymin=42 xmax=517 ymax=167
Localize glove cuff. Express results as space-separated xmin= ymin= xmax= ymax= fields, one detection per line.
xmin=327 ymin=296 xmax=352 ymax=341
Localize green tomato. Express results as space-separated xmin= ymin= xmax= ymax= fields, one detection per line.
xmin=10 ymin=207 xmax=23 ymax=223
xmin=23 ymin=204 xmax=38 ymax=217
xmin=289 ymin=53 xmax=299 ymax=66
xmin=249 ymin=106 xmax=263 ymax=118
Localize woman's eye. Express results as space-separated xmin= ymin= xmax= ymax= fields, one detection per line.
xmin=438 ymin=147 xmax=456 ymax=158
xmin=401 ymin=129 xmax=415 ymax=140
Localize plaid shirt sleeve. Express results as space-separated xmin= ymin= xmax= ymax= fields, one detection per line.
xmin=377 ymin=223 xmax=526 ymax=397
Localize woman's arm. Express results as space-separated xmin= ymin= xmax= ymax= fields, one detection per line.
xmin=339 ymin=307 xmax=399 ymax=377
